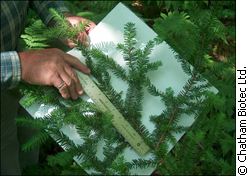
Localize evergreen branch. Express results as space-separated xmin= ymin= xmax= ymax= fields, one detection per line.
xmin=68 ymin=140 xmax=107 ymax=174
xmin=91 ymin=157 xmax=107 ymax=174
xmin=21 ymin=131 xmax=51 ymax=152
xmin=47 ymin=151 xmax=74 ymax=166
xmin=90 ymin=48 xmax=128 ymax=81
xmin=110 ymin=156 xmax=131 ymax=175
xmin=126 ymin=82 xmax=134 ymax=112
xmin=127 ymin=114 xmax=146 ymax=139
xmin=95 ymin=76 xmax=146 ymax=139
xmin=15 ymin=116 xmax=49 ymax=130
xmin=153 ymin=3 xmax=225 ymax=173
xmin=96 ymin=75 xmax=146 ymax=138
xmin=128 ymin=158 xmax=158 ymax=170
xmin=103 ymin=142 xmax=127 ymax=165
xmin=86 ymin=49 xmax=148 ymax=139
xmin=155 ymin=32 xmax=207 ymax=151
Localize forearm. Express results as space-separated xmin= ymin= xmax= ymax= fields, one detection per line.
xmin=1 ymin=51 xmax=21 ymax=90
xmin=29 ymin=1 xmax=70 ymax=27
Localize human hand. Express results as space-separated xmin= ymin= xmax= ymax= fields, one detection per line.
xmin=61 ymin=13 xmax=96 ymax=48
xmin=18 ymin=48 xmax=90 ymax=100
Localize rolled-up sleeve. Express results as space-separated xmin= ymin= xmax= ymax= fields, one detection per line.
xmin=1 ymin=51 xmax=21 ymax=90
xmin=29 ymin=1 xmax=69 ymax=27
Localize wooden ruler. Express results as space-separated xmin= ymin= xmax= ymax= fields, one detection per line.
xmin=76 ymin=70 xmax=150 ymax=156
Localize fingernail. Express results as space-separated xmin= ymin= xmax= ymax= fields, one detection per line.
xmin=79 ymin=89 xmax=84 ymax=95
xmin=85 ymin=41 xmax=89 ymax=46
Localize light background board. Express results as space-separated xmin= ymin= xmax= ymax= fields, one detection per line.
xmin=20 ymin=2 xmax=218 ymax=175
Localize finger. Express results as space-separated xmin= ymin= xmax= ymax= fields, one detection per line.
xmin=60 ymin=66 xmax=79 ymax=100
xmin=63 ymin=53 xmax=91 ymax=75
xmin=59 ymin=83 xmax=70 ymax=99
xmin=54 ymin=79 xmax=70 ymax=99
xmin=67 ymin=68 xmax=84 ymax=96
xmin=61 ymin=38 xmax=77 ymax=49
xmin=80 ymin=32 xmax=89 ymax=46
xmin=75 ymin=31 xmax=89 ymax=46
xmin=85 ymin=21 xmax=96 ymax=34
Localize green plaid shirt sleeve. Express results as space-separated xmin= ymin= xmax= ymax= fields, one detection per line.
xmin=1 ymin=1 xmax=69 ymax=90
xmin=1 ymin=51 xmax=21 ymax=90
xmin=30 ymin=1 xmax=69 ymax=27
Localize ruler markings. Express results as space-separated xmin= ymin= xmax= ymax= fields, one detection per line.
xmin=76 ymin=70 xmax=150 ymax=156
